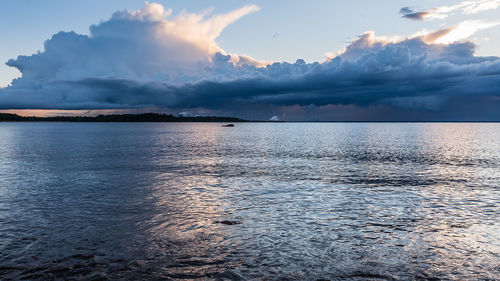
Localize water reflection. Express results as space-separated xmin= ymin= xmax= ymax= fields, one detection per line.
xmin=0 ymin=122 xmax=499 ymax=280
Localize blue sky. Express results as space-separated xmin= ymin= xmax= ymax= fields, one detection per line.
xmin=1 ymin=0 xmax=499 ymax=87
xmin=1 ymin=0 xmax=499 ymax=120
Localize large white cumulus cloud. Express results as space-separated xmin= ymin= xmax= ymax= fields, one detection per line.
xmin=5 ymin=2 xmax=260 ymax=84
xmin=1 ymin=2 xmax=500 ymax=120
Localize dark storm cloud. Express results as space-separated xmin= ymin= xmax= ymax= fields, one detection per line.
xmin=1 ymin=3 xmax=500 ymax=120
xmin=2 ymin=34 xmax=500 ymax=111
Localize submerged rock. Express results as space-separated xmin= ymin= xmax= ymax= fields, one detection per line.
xmin=215 ymin=220 xmax=241 ymax=225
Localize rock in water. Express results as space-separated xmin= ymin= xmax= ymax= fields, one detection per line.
xmin=215 ymin=220 xmax=241 ymax=225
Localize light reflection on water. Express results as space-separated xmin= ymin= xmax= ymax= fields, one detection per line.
xmin=0 ymin=122 xmax=499 ymax=280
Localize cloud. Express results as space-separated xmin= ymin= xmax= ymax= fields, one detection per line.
xmin=399 ymin=7 xmax=445 ymax=21
xmin=431 ymin=20 xmax=500 ymax=44
xmin=400 ymin=0 xmax=500 ymax=21
xmin=438 ymin=0 xmax=500 ymax=15
xmin=5 ymin=2 xmax=261 ymax=84
xmin=1 ymin=3 xmax=500 ymax=120
xmin=411 ymin=20 xmax=500 ymax=44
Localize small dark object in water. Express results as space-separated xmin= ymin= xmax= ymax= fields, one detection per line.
xmin=215 ymin=220 xmax=241 ymax=225
xmin=222 ymin=124 xmax=234 ymax=127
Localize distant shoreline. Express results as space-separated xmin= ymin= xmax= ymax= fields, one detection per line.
xmin=0 ymin=113 xmax=248 ymax=122
xmin=0 ymin=113 xmax=498 ymax=123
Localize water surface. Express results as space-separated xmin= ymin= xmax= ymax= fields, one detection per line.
xmin=0 ymin=122 xmax=499 ymax=280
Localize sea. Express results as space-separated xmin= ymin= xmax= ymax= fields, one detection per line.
xmin=0 ymin=122 xmax=499 ymax=280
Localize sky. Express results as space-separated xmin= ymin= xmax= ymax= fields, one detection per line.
xmin=0 ymin=0 xmax=499 ymax=120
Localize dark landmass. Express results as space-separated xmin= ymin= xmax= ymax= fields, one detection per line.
xmin=0 ymin=113 xmax=247 ymax=122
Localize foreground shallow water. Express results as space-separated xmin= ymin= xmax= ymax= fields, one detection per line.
xmin=0 ymin=122 xmax=499 ymax=280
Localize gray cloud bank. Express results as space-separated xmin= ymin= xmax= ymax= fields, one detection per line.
xmin=2 ymin=3 xmax=500 ymax=120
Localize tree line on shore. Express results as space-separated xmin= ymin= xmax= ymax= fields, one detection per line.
xmin=0 ymin=113 xmax=246 ymax=122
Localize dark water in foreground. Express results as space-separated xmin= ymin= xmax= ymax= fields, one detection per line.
xmin=0 ymin=122 xmax=499 ymax=280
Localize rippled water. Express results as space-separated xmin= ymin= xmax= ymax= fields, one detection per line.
xmin=0 ymin=122 xmax=499 ymax=280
